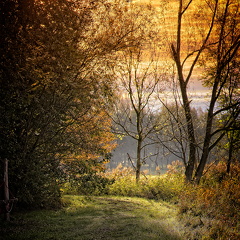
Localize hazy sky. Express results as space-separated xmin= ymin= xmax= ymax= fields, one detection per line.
xmin=131 ymin=0 xmax=212 ymax=96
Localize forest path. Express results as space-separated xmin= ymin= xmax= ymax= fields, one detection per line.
xmin=1 ymin=195 xmax=183 ymax=240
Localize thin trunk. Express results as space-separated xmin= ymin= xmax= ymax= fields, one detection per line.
xmin=136 ymin=138 xmax=142 ymax=183
xmin=171 ymin=0 xmax=196 ymax=181
xmin=183 ymin=97 xmax=196 ymax=181
xmin=194 ymin=0 xmax=230 ymax=183
xmin=227 ymin=132 xmax=234 ymax=174
xmin=136 ymin=99 xmax=142 ymax=183
xmin=4 ymin=159 xmax=10 ymax=221
xmin=194 ymin=79 xmax=218 ymax=183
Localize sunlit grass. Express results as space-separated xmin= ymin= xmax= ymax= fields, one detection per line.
xmin=0 ymin=195 xmax=182 ymax=240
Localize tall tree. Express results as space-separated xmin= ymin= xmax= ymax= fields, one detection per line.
xmin=168 ymin=0 xmax=240 ymax=182
xmin=110 ymin=42 xmax=167 ymax=182
xmin=0 ymin=0 xmax=144 ymax=208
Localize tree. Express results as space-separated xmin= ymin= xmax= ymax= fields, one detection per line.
xmin=110 ymin=36 xmax=168 ymax=182
xmin=0 ymin=0 xmax=143 ymax=208
xmin=168 ymin=0 xmax=240 ymax=182
xmin=156 ymin=101 xmax=206 ymax=168
xmin=0 ymin=0 xmax=102 ymax=208
xmin=214 ymin=58 xmax=240 ymax=173
xmin=194 ymin=0 xmax=240 ymax=183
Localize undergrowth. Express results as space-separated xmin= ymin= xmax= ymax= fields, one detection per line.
xmin=178 ymin=161 xmax=240 ymax=240
xmin=105 ymin=164 xmax=184 ymax=202
xmin=62 ymin=160 xmax=240 ymax=239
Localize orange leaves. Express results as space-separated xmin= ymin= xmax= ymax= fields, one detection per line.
xmin=62 ymin=109 xmax=116 ymax=172
xmin=166 ymin=160 xmax=185 ymax=175
xmin=178 ymin=161 xmax=240 ymax=238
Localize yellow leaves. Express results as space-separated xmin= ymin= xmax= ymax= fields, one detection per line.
xmin=198 ymin=187 xmax=215 ymax=207
xmin=178 ymin=160 xmax=240 ymax=237
xmin=87 ymin=0 xmax=161 ymax=55
xmin=64 ymin=109 xmax=116 ymax=164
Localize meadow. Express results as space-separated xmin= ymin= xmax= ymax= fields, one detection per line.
xmin=0 ymin=195 xmax=183 ymax=240
xmin=1 ymin=161 xmax=239 ymax=240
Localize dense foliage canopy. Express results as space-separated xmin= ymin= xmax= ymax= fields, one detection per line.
xmin=0 ymin=0 xmax=121 ymax=208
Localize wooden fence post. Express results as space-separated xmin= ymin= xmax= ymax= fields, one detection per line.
xmin=4 ymin=158 xmax=10 ymax=221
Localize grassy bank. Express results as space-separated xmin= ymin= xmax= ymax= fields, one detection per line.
xmin=0 ymin=195 xmax=182 ymax=240
xmin=1 ymin=162 xmax=239 ymax=239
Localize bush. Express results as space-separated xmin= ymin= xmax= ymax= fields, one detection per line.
xmin=64 ymin=173 xmax=114 ymax=196
xmin=178 ymin=161 xmax=240 ymax=239
xmin=105 ymin=163 xmax=185 ymax=202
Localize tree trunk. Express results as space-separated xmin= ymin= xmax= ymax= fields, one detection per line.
xmin=171 ymin=0 xmax=197 ymax=182
xmin=4 ymin=159 xmax=10 ymax=221
xmin=226 ymin=132 xmax=234 ymax=174
xmin=194 ymin=80 xmax=217 ymax=183
xmin=171 ymin=47 xmax=197 ymax=182
xmin=136 ymin=137 xmax=142 ymax=183
xmin=181 ymin=82 xmax=197 ymax=182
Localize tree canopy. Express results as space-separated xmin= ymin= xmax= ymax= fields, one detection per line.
xmin=0 ymin=0 xmax=138 ymax=208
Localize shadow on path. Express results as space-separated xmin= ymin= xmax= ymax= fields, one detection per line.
xmin=0 ymin=196 xmax=183 ymax=240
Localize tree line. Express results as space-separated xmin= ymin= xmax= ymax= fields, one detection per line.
xmin=0 ymin=0 xmax=239 ymax=208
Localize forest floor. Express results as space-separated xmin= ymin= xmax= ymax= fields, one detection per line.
xmin=0 ymin=195 xmax=184 ymax=240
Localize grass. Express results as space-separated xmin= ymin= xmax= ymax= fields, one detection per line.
xmin=0 ymin=195 xmax=183 ymax=240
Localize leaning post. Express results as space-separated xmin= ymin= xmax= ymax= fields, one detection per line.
xmin=4 ymin=158 xmax=10 ymax=221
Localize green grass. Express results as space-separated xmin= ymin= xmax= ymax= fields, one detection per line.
xmin=0 ymin=195 xmax=183 ymax=240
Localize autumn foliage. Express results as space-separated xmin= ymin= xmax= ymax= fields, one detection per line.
xmin=99 ymin=160 xmax=240 ymax=239
xmin=178 ymin=161 xmax=240 ymax=239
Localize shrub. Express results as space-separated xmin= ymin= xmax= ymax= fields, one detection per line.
xmin=106 ymin=162 xmax=185 ymax=202
xmin=178 ymin=161 xmax=240 ymax=239
xmin=64 ymin=173 xmax=114 ymax=196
